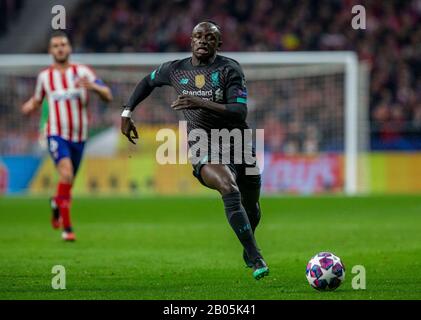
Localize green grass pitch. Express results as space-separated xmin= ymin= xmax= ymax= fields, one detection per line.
xmin=0 ymin=195 xmax=421 ymax=300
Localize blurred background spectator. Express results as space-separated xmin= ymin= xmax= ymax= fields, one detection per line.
xmin=0 ymin=0 xmax=420 ymax=152
xmin=64 ymin=0 xmax=421 ymax=150
xmin=0 ymin=0 xmax=24 ymax=36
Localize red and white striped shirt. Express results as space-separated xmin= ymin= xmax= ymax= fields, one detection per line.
xmin=34 ymin=63 xmax=98 ymax=143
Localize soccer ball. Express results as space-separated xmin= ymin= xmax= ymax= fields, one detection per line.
xmin=305 ymin=252 xmax=345 ymax=291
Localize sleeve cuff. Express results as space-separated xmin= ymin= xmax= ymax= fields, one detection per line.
xmin=121 ymin=109 xmax=132 ymax=118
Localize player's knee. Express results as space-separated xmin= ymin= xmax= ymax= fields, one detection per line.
xmin=250 ymin=203 xmax=261 ymax=224
xmin=59 ymin=168 xmax=74 ymax=184
xmin=218 ymin=178 xmax=239 ymax=195
xmin=244 ymin=201 xmax=260 ymax=216
xmin=57 ymin=159 xmax=74 ymax=184
xmin=60 ymin=174 xmax=73 ymax=184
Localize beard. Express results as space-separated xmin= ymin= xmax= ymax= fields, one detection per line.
xmin=54 ymin=53 xmax=69 ymax=64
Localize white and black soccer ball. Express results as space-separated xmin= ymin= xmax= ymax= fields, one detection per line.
xmin=306 ymin=252 xmax=345 ymax=291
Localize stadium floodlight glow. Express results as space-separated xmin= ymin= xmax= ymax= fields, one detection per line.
xmin=0 ymin=52 xmax=362 ymax=195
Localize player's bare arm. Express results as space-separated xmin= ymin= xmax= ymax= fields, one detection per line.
xmin=50 ymin=32 xmax=112 ymax=104
xmin=120 ymin=70 xmax=156 ymax=144
xmin=21 ymin=97 xmax=42 ymax=115
xmin=76 ymin=76 xmax=113 ymax=102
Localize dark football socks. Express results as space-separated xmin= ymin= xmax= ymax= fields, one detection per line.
xmin=248 ymin=202 xmax=261 ymax=233
xmin=240 ymin=190 xmax=261 ymax=233
xmin=222 ymin=191 xmax=261 ymax=261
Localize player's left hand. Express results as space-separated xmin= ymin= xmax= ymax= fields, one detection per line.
xmin=121 ymin=117 xmax=139 ymax=145
xmin=75 ymin=76 xmax=96 ymax=90
xmin=171 ymin=95 xmax=203 ymax=110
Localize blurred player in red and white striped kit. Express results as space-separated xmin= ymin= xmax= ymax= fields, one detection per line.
xmin=21 ymin=31 xmax=113 ymax=241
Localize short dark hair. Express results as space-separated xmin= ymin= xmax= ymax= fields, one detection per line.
xmin=202 ymin=20 xmax=222 ymax=33
xmin=49 ymin=30 xmax=70 ymax=41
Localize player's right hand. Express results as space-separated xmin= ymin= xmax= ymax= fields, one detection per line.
xmin=21 ymin=98 xmax=35 ymax=115
xmin=121 ymin=116 xmax=139 ymax=145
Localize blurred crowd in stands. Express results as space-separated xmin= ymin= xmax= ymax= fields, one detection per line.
xmin=0 ymin=0 xmax=24 ymax=36
xmin=66 ymin=0 xmax=421 ymax=151
xmin=0 ymin=0 xmax=420 ymax=154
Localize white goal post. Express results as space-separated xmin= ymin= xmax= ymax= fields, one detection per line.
xmin=0 ymin=52 xmax=362 ymax=195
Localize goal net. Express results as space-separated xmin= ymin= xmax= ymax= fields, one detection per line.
xmin=0 ymin=52 xmax=368 ymax=195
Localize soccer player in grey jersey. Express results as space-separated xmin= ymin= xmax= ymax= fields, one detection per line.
xmin=121 ymin=21 xmax=269 ymax=280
